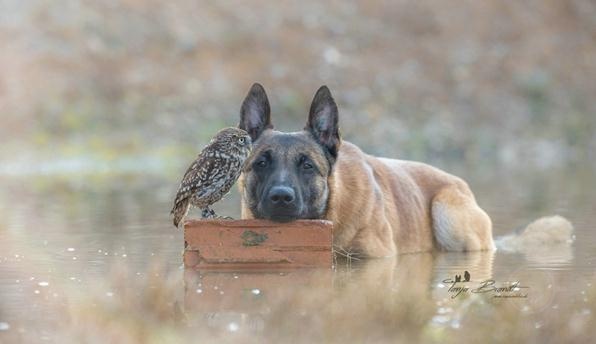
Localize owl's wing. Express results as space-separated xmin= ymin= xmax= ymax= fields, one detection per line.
xmin=192 ymin=172 xmax=227 ymax=200
xmin=172 ymin=153 xmax=226 ymax=208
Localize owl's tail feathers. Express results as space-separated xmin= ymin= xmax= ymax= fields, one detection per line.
xmin=171 ymin=199 xmax=190 ymax=229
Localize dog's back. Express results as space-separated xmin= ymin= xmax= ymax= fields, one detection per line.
xmin=326 ymin=141 xmax=495 ymax=256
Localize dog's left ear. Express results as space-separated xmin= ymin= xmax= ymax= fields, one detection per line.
xmin=306 ymin=85 xmax=341 ymax=163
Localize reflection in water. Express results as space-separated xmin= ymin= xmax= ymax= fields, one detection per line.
xmin=181 ymin=248 xmax=567 ymax=336
xmin=0 ymin=169 xmax=595 ymax=342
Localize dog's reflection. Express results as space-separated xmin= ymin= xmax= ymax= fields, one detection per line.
xmin=182 ymin=250 xmax=499 ymax=333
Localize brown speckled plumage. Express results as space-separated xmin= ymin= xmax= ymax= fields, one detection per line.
xmin=171 ymin=127 xmax=252 ymax=227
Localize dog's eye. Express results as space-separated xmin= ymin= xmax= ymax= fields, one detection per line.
xmin=303 ymin=162 xmax=313 ymax=170
xmin=256 ymin=160 xmax=267 ymax=168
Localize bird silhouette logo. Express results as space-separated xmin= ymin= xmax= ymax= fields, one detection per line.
xmin=453 ymin=271 xmax=471 ymax=283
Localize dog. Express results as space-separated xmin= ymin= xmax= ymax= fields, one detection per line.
xmin=238 ymin=83 xmax=573 ymax=258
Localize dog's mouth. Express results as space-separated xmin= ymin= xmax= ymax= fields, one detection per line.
xmin=268 ymin=213 xmax=299 ymax=223
xmin=255 ymin=202 xmax=304 ymax=223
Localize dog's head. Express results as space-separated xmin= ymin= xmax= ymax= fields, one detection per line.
xmin=239 ymin=83 xmax=341 ymax=222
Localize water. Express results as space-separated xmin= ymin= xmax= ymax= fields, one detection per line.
xmin=0 ymin=166 xmax=595 ymax=342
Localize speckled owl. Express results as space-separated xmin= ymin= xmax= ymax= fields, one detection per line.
xmin=171 ymin=127 xmax=252 ymax=227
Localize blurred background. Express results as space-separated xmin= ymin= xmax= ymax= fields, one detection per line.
xmin=1 ymin=1 xmax=596 ymax=342
xmin=1 ymin=0 xmax=595 ymax=176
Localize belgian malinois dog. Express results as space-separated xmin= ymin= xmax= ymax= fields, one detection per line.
xmin=238 ymin=83 xmax=572 ymax=258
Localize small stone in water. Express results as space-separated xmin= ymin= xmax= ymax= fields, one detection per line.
xmin=67 ymin=248 xmax=75 ymax=252
xmin=0 ymin=322 xmax=10 ymax=331
xmin=106 ymin=292 xmax=114 ymax=297
xmin=34 ymin=290 xmax=40 ymax=294
xmin=251 ymin=289 xmax=261 ymax=295
xmin=38 ymin=282 xmax=49 ymax=287
xmin=196 ymin=289 xmax=202 ymax=294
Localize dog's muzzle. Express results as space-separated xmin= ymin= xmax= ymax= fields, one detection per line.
xmin=261 ymin=186 xmax=301 ymax=222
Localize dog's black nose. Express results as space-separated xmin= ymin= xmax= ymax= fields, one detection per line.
xmin=268 ymin=186 xmax=295 ymax=206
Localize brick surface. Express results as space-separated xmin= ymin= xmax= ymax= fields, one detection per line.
xmin=184 ymin=219 xmax=333 ymax=270
xmin=183 ymin=219 xmax=333 ymax=269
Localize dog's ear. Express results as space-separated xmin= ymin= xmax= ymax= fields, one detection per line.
xmin=306 ymin=85 xmax=341 ymax=162
xmin=239 ymin=83 xmax=273 ymax=142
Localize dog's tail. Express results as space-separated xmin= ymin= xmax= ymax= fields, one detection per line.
xmin=495 ymin=215 xmax=574 ymax=253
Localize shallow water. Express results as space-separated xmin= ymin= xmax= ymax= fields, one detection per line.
xmin=0 ymin=165 xmax=594 ymax=342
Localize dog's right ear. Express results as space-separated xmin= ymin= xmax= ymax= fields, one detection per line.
xmin=306 ymin=85 xmax=341 ymax=164
xmin=239 ymin=83 xmax=273 ymax=142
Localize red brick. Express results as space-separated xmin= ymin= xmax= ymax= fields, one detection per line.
xmin=184 ymin=219 xmax=333 ymax=269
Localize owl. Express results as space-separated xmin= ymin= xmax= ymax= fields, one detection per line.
xmin=171 ymin=127 xmax=252 ymax=227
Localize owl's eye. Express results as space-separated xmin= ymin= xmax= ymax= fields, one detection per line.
xmin=238 ymin=137 xmax=246 ymax=144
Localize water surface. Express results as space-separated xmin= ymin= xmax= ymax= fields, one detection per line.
xmin=0 ymin=166 xmax=594 ymax=342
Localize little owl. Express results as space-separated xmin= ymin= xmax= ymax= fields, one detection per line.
xmin=171 ymin=127 xmax=252 ymax=227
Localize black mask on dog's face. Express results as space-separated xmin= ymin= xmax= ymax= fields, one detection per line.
xmin=239 ymin=84 xmax=340 ymax=222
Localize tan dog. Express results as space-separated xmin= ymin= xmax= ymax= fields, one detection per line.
xmin=238 ymin=84 xmax=572 ymax=258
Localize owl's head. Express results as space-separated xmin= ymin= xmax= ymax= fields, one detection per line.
xmin=211 ymin=127 xmax=252 ymax=153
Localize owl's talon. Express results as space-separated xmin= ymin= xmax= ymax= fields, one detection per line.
xmin=201 ymin=208 xmax=217 ymax=218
